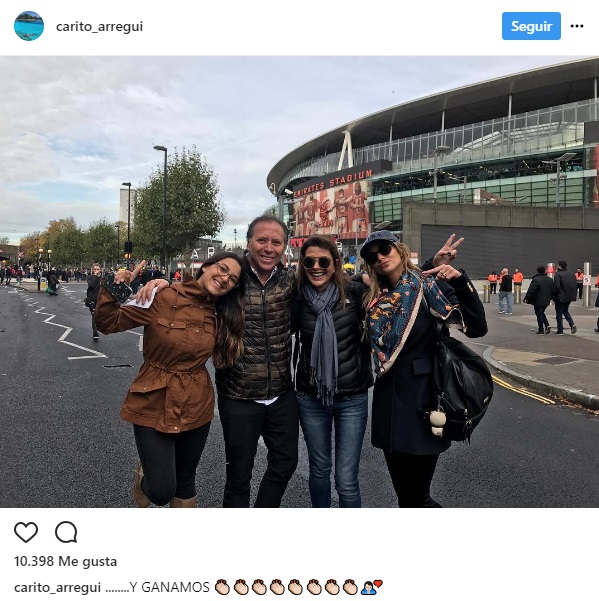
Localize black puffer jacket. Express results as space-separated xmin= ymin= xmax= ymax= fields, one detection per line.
xmin=552 ymin=268 xmax=577 ymax=303
xmin=292 ymin=281 xmax=373 ymax=398
xmin=524 ymin=273 xmax=554 ymax=307
xmin=215 ymin=257 xmax=296 ymax=401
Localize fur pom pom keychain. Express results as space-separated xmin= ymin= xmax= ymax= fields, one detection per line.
xmin=429 ymin=410 xmax=446 ymax=437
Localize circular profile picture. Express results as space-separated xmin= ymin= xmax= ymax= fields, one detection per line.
xmin=14 ymin=11 xmax=44 ymax=41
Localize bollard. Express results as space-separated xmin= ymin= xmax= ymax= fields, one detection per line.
xmin=483 ymin=284 xmax=490 ymax=303
xmin=583 ymin=261 xmax=592 ymax=307
xmin=514 ymin=286 xmax=521 ymax=304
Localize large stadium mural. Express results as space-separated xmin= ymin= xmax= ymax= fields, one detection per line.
xmin=288 ymin=159 xmax=391 ymax=242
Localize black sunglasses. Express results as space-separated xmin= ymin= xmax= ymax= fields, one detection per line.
xmin=363 ymin=241 xmax=394 ymax=266
xmin=302 ymin=256 xmax=332 ymax=269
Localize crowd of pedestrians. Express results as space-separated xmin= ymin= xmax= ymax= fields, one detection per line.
xmin=489 ymin=262 xmax=589 ymax=336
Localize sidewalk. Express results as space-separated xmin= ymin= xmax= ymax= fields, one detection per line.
xmin=465 ymin=282 xmax=599 ymax=410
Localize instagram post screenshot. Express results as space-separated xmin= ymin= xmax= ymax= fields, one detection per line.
xmin=1 ymin=2 xmax=598 ymax=599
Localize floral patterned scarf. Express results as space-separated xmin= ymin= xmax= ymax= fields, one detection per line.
xmin=367 ymin=270 xmax=464 ymax=376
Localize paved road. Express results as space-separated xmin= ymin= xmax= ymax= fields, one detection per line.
xmin=1 ymin=282 xmax=597 ymax=507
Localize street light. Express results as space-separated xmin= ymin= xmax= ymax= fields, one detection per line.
xmin=153 ymin=145 xmax=168 ymax=272
xmin=122 ymin=182 xmax=132 ymax=268
xmin=430 ymin=145 xmax=450 ymax=202
xmin=542 ymin=152 xmax=576 ymax=208
xmin=37 ymin=247 xmax=43 ymax=291
xmin=47 ymin=249 xmax=52 ymax=273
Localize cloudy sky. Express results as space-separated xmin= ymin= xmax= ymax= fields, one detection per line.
xmin=0 ymin=55 xmax=585 ymax=246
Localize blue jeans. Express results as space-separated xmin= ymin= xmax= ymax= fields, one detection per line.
xmin=297 ymin=391 xmax=368 ymax=508
xmin=554 ymin=300 xmax=574 ymax=333
xmin=498 ymin=291 xmax=513 ymax=313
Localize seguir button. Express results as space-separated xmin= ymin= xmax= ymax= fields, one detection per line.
xmin=502 ymin=12 xmax=561 ymax=40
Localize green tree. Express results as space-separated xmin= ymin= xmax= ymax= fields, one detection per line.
xmin=85 ymin=219 xmax=123 ymax=266
xmin=44 ymin=218 xmax=85 ymax=267
xmin=134 ymin=145 xmax=226 ymax=264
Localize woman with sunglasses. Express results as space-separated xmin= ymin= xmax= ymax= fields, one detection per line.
xmin=95 ymin=251 xmax=245 ymax=508
xmin=360 ymin=231 xmax=487 ymax=507
xmin=292 ymin=235 xmax=373 ymax=507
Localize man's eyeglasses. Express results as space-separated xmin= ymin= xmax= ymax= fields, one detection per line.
xmin=363 ymin=241 xmax=394 ymax=266
xmin=302 ymin=256 xmax=332 ymax=269
xmin=215 ymin=262 xmax=240 ymax=288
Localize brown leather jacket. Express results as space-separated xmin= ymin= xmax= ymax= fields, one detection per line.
xmin=95 ymin=275 xmax=217 ymax=434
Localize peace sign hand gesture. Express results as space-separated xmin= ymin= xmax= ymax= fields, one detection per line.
xmin=432 ymin=234 xmax=464 ymax=267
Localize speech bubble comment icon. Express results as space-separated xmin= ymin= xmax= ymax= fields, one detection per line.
xmin=55 ymin=521 xmax=78 ymax=543
xmin=14 ymin=522 xmax=38 ymax=543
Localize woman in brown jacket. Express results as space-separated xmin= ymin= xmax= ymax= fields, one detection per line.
xmin=95 ymin=251 xmax=245 ymax=508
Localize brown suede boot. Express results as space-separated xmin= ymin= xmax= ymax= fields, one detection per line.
xmin=169 ymin=496 xmax=198 ymax=508
xmin=133 ymin=459 xmax=151 ymax=508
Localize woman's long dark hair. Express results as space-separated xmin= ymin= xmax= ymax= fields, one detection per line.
xmin=297 ymin=235 xmax=348 ymax=306
xmin=196 ymin=251 xmax=245 ymax=368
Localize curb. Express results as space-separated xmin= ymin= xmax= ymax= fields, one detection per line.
xmin=482 ymin=346 xmax=599 ymax=411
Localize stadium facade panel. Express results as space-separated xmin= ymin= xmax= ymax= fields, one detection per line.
xmin=268 ymin=58 xmax=599 ymax=267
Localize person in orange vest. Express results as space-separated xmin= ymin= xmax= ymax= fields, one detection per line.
xmin=513 ymin=268 xmax=524 ymax=295
xmin=487 ymin=271 xmax=498 ymax=294
xmin=575 ymin=268 xmax=584 ymax=300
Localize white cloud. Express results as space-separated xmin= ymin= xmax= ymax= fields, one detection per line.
xmin=0 ymin=55 xmax=582 ymax=244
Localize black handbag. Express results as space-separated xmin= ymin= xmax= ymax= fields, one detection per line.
xmin=428 ymin=323 xmax=494 ymax=443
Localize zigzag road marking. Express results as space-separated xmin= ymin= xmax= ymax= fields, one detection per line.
xmin=34 ymin=305 xmax=106 ymax=360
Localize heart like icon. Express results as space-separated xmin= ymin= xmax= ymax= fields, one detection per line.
xmin=373 ymin=580 xmax=383 ymax=588
xmin=14 ymin=522 xmax=38 ymax=543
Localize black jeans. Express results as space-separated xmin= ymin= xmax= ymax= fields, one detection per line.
xmin=383 ymin=452 xmax=442 ymax=508
xmin=534 ymin=305 xmax=549 ymax=332
xmin=218 ymin=389 xmax=299 ymax=508
xmin=87 ymin=302 xmax=98 ymax=335
xmin=133 ymin=422 xmax=211 ymax=506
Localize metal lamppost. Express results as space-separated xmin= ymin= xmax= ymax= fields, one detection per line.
xmin=122 ymin=182 xmax=132 ymax=268
xmin=47 ymin=249 xmax=52 ymax=273
xmin=542 ymin=152 xmax=576 ymax=209
xmin=153 ymin=145 xmax=168 ymax=272
xmin=37 ymin=247 xmax=43 ymax=291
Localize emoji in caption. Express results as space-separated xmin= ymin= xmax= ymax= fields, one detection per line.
xmin=360 ymin=581 xmax=376 ymax=595
xmin=215 ymin=580 xmax=230 ymax=595
xmin=325 ymin=579 xmax=340 ymax=595
xmin=252 ymin=580 xmax=266 ymax=595
xmin=234 ymin=579 xmax=249 ymax=595
xmin=307 ymin=579 xmax=322 ymax=595
xmin=288 ymin=579 xmax=303 ymax=595
xmin=373 ymin=580 xmax=382 ymax=588
xmin=343 ymin=580 xmax=358 ymax=595
xmin=270 ymin=580 xmax=284 ymax=595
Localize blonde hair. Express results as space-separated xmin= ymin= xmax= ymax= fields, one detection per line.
xmin=363 ymin=241 xmax=419 ymax=310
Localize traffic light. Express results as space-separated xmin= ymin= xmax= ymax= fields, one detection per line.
xmin=124 ymin=241 xmax=133 ymax=253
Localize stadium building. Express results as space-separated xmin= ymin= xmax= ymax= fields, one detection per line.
xmin=267 ymin=57 xmax=599 ymax=276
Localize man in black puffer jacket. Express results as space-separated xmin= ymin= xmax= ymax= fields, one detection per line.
xmin=552 ymin=260 xmax=577 ymax=335
xmin=524 ymin=265 xmax=554 ymax=334
xmin=215 ymin=215 xmax=298 ymax=508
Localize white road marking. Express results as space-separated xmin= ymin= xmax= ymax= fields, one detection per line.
xmin=33 ymin=306 xmax=107 ymax=360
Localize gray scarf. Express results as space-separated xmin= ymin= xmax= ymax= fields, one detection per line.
xmin=303 ymin=282 xmax=340 ymax=408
